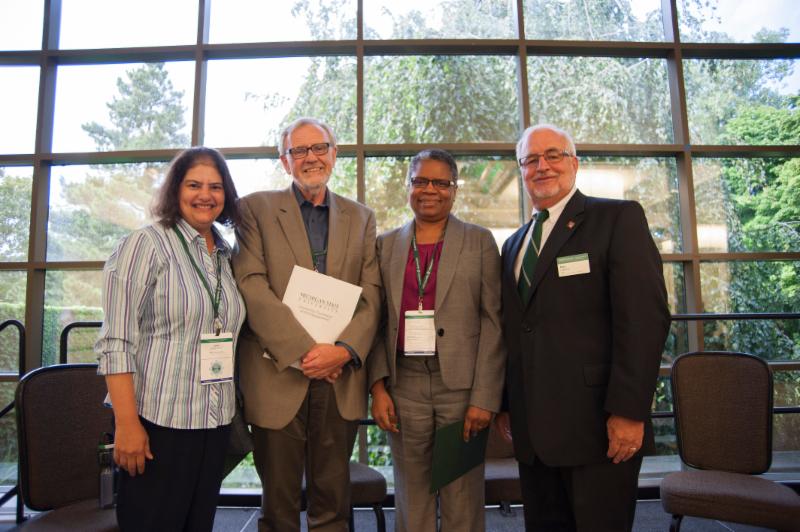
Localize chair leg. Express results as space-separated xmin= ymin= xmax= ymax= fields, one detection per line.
xmin=670 ymin=514 xmax=683 ymax=532
xmin=349 ymin=507 xmax=355 ymax=532
xmin=499 ymin=500 xmax=514 ymax=517
xmin=372 ymin=503 xmax=386 ymax=532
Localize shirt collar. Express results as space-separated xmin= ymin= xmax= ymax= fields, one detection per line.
xmin=175 ymin=218 xmax=230 ymax=255
xmin=292 ymin=182 xmax=329 ymax=208
xmin=531 ymin=184 xmax=578 ymax=225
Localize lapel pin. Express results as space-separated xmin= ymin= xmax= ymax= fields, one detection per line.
xmin=567 ymin=220 xmax=575 ymax=229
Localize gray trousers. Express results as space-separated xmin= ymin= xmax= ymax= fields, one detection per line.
xmin=389 ymin=356 xmax=486 ymax=532
xmin=252 ymin=379 xmax=358 ymax=532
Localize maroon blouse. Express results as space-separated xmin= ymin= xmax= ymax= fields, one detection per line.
xmin=396 ymin=240 xmax=444 ymax=354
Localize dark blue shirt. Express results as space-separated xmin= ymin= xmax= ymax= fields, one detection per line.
xmin=293 ymin=183 xmax=329 ymax=274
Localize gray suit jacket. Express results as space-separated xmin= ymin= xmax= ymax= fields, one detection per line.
xmin=233 ymin=186 xmax=382 ymax=429
xmin=368 ymin=215 xmax=506 ymax=412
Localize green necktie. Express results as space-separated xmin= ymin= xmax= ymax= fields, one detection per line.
xmin=517 ymin=209 xmax=550 ymax=302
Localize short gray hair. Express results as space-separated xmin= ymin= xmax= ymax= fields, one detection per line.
xmin=278 ymin=117 xmax=338 ymax=156
xmin=407 ymin=149 xmax=458 ymax=183
xmin=516 ymin=124 xmax=576 ymax=160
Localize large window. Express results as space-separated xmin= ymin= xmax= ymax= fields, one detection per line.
xmin=1 ymin=0 xmax=798 ymax=491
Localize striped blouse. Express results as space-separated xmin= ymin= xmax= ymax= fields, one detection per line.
xmin=95 ymin=219 xmax=246 ymax=429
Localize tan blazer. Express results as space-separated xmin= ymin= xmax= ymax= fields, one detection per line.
xmin=368 ymin=215 xmax=506 ymax=412
xmin=233 ymin=187 xmax=381 ymax=429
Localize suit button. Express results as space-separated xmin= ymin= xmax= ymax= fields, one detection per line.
xmin=523 ymin=325 xmax=532 ymax=333
xmin=437 ymin=328 xmax=444 ymax=337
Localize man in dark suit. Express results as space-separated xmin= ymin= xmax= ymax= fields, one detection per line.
xmin=498 ymin=124 xmax=670 ymax=531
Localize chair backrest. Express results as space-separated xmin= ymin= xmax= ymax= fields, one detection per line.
xmin=16 ymin=364 xmax=113 ymax=511
xmin=671 ymin=351 xmax=772 ymax=474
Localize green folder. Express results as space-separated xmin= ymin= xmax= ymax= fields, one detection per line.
xmin=430 ymin=420 xmax=489 ymax=493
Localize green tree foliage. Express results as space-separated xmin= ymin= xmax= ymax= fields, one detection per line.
xmin=0 ymin=168 xmax=31 ymax=263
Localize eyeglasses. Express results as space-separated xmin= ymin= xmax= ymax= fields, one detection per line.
xmin=518 ymin=149 xmax=573 ymax=169
xmin=409 ymin=177 xmax=457 ymax=189
xmin=286 ymin=142 xmax=331 ymax=159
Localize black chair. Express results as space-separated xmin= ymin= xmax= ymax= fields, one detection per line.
xmin=484 ymin=421 xmax=521 ymax=515
xmin=15 ymin=363 xmax=118 ymax=530
xmin=660 ymin=351 xmax=800 ymax=532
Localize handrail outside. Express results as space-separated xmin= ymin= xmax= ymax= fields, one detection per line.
xmin=0 ymin=319 xmax=26 ymax=523
xmin=58 ymin=321 xmax=102 ymax=364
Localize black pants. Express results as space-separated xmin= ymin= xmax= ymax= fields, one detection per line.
xmin=116 ymin=418 xmax=231 ymax=532
xmin=519 ymin=454 xmax=643 ymax=532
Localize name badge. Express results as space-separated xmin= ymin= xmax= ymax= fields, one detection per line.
xmin=200 ymin=332 xmax=234 ymax=384
xmin=404 ymin=310 xmax=436 ymax=356
xmin=557 ymin=253 xmax=590 ymax=277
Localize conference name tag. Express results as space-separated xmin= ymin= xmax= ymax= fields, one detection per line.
xmin=404 ymin=310 xmax=436 ymax=356
xmin=557 ymin=253 xmax=590 ymax=277
xmin=200 ymin=332 xmax=234 ymax=384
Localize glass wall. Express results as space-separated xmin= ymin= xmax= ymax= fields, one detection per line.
xmin=1 ymin=0 xmax=798 ymax=491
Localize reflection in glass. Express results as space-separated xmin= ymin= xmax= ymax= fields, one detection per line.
xmin=365 ymin=56 xmax=518 ymax=144
xmin=44 ymin=270 xmax=103 ymax=367
xmin=684 ymin=59 xmax=797 ymax=145
xmin=527 ymin=57 xmax=672 ymax=144
xmin=53 ymin=63 xmax=194 ymax=153
xmin=364 ymin=0 xmax=516 ymax=39
xmin=524 ymin=0 xmax=665 ymax=41
xmin=0 ymin=270 xmax=26 ymax=374
xmin=0 ymin=0 xmax=43 ymax=50
xmin=59 ymin=0 xmax=197 ymax=49
xmin=578 ymin=157 xmax=681 ymax=253
xmin=47 ymin=163 xmax=167 ymax=261
xmin=0 ymin=167 xmax=32 ymax=261
xmin=209 ymin=0 xmax=356 ymax=43
xmin=365 ymin=156 xmax=519 ymax=244
xmin=693 ymin=158 xmax=799 ymax=253
xmin=0 ymin=67 xmax=39 ymax=154
xmin=0 ymin=382 xmax=17 ymax=485
xmin=678 ymin=0 xmax=800 ymax=43
xmin=205 ymin=57 xmax=356 ymax=148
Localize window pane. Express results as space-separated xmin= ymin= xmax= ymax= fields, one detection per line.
xmin=364 ymin=0 xmax=516 ymax=39
xmin=0 ymin=66 xmax=39 ymax=154
xmin=524 ymin=0 xmax=666 ymax=41
xmin=700 ymin=261 xmax=800 ymax=360
xmin=53 ymin=63 xmax=194 ymax=153
xmin=0 ymin=271 xmax=26 ymax=374
xmin=44 ymin=270 xmax=103 ymax=367
xmin=365 ymin=156 xmax=519 ymax=244
xmin=684 ymin=59 xmax=798 ymax=145
xmin=0 ymin=166 xmax=32 ymax=261
xmin=0 ymin=0 xmax=43 ymax=50
xmin=527 ymin=57 xmax=673 ymax=144
xmin=578 ymin=157 xmax=681 ymax=253
xmin=59 ymin=0 xmax=197 ymax=49
xmin=205 ymin=57 xmax=356 ymax=148
xmin=228 ymin=158 xmax=356 ymax=200
xmin=0 ymin=382 xmax=17 ymax=486
xmin=47 ymin=163 xmax=167 ymax=261
xmin=663 ymin=262 xmax=688 ymax=363
xmin=678 ymin=0 xmax=800 ymax=43
xmin=365 ymin=56 xmax=519 ymax=144
xmin=693 ymin=158 xmax=800 ymax=253
xmin=209 ymin=0 xmax=356 ymax=43
xmin=775 ymin=370 xmax=800 ymax=408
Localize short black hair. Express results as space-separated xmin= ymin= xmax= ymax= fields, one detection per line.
xmin=152 ymin=146 xmax=242 ymax=228
xmin=407 ymin=149 xmax=458 ymax=183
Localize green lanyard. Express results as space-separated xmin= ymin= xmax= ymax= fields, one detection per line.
xmin=411 ymin=227 xmax=445 ymax=311
xmin=173 ymin=226 xmax=224 ymax=335
xmin=310 ymin=245 xmax=327 ymax=272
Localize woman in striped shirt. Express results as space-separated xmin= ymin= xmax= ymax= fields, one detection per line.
xmin=95 ymin=147 xmax=246 ymax=531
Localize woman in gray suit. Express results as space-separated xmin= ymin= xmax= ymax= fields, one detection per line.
xmin=368 ymin=149 xmax=506 ymax=532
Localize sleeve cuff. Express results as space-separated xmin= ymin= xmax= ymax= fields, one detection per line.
xmin=335 ymin=341 xmax=361 ymax=369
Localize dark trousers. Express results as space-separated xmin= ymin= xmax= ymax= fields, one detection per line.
xmin=519 ymin=454 xmax=643 ymax=532
xmin=252 ymin=380 xmax=359 ymax=532
xmin=116 ymin=418 xmax=231 ymax=532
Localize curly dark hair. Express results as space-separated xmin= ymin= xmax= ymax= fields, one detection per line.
xmin=152 ymin=147 xmax=242 ymax=228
